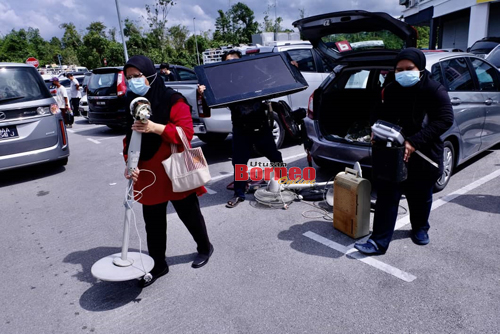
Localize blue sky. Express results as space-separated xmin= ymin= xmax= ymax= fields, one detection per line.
xmin=0 ymin=0 xmax=405 ymax=40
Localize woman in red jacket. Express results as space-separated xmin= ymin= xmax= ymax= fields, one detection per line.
xmin=123 ymin=55 xmax=213 ymax=287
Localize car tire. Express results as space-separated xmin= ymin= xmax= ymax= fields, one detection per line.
xmin=271 ymin=112 xmax=285 ymax=149
xmin=253 ymin=112 xmax=286 ymax=156
xmin=196 ymin=133 xmax=228 ymax=144
xmin=434 ymin=140 xmax=454 ymax=192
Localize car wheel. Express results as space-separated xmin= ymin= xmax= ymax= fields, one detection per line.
xmin=434 ymin=140 xmax=454 ymax=192
xmin=271 ymin=112 xmax=285 ymax=149
xmin=252 ymin=112 xmax=286 ymax=156
xmin=196 ymin=133 xmax=228 ymax=144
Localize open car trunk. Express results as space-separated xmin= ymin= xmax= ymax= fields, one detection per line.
xmin=318 ymin=65 xmax=395 ymax=145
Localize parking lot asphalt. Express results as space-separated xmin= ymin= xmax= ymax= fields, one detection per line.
xmin=1 ymin=120 xmax=500 ymax=334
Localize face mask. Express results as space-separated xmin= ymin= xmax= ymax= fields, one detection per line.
xmin=128 ymin=73 xmax=157 ymax=96
xmin=395 ymin=70 xmax=421 ymax=87
xmin=128 ymin=76 xmax=149 ymax=96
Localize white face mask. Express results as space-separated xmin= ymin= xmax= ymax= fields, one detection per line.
xmin=395 ymin=70 xmax=422 ymax=87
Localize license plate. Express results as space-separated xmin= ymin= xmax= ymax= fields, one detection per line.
xmin=0 ymin=125 xmax=18 ymax=140
xmin=96 ymin=101 xmax=106 ymax=105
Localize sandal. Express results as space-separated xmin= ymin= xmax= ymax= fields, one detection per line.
xmin=226 ymin=196 xmax=244 ymax=208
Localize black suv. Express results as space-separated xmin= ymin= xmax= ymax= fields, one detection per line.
xmin=87 ymin=67 xmax=127 ymax=129
xmin=87 ymin=65 xmax=197 ymax=129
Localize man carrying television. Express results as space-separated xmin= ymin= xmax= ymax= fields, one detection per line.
xmin=198 ymin=49 xmax=283 ymax=208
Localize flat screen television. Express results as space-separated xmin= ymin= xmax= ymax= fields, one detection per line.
xmin=194 ymin=52 xmax=309 ymax=108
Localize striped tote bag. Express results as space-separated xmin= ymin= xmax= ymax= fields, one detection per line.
xmin=162 ymin=127 xmax=211 ymax=192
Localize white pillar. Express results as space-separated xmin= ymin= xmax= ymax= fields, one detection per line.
xmin=468 ymin=3 xmax=490 ymax=48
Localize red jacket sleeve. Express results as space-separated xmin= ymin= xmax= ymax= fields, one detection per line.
xmin=161 ymin=100 xmax=194 ymax=146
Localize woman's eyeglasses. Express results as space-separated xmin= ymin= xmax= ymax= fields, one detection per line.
xmin=126 ymin=73 xmax=143 ymax=80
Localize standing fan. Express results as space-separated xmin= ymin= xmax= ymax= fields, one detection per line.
xmin=254 ymin=172 xmax=334 ymax=209
xmin=91 ymin=98 xmax=155 ymax=282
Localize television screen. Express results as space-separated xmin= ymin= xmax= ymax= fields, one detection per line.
xmin=195 ymin=52 xmax=308 ymax=108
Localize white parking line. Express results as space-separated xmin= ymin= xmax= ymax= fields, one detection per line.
xmin=283 ymin=153 xmax=307 ymax=161
xmin=303 ymin=231 xmax=417 ymax=282
xmin=87 ymin=138 xmax=101 ymax=144
xmin=303 ymin=168 xmax=500 ymax=282
xmin=96 ymin=136 xmax=123 ymax=141
xmin=346 ymin=168 xmax=500 ymax=249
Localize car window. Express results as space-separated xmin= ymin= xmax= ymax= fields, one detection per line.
xmin=0 ymin=67 xmax=51 ymax=103
xmin=89 ymin=73 xmax=115 ymax=89
xmin=486 ymin=47 xmax=500 ymax=68
xmin=177 ymin=68 xmax=197 ymax=81
xmin=83 ymin=75 xmax=91 ymax=87
xmin=469 ymin=41 xmax=499 ymax=55
xmin=344 ymin=70 xmax=370 ymax=89
xmin=286 ymin=49 xmax=316 ymax=72
xmin=323 ymin=32 xmax=405 ymax=54
xmin=470 ymin=58 xmax=500 ymax=92
xmin=430 ymin=63 xmax=444 ymax=85
xmin=440 ymin=58 xmax=475 ymax=92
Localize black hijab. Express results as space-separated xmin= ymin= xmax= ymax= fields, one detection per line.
xmin=395 ymin=47 xmax=426 ymax=71
xmin=123 ymin=55 xmax=182 ymax=161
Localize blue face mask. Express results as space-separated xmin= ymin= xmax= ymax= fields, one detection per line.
xmin=395 ymin=70 xmax=421 ymax=87
xmin=128 ymin=76 xmax=150 ymax=96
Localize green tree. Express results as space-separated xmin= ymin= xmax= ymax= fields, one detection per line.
xmin=228 ymin=2 xmax=259 ymax=44
xmin=59 ymin=23 xmax=82 ymax=50
xmin=214 ymin=9 xmax=234 ymax=44
xmin=415 ymin=26 xmax=430 ymax=49
xmin=124 ymin=19 xmax=147 ymax=55
xmin=78 ymin=22 xmax=110 ymax=69
xmin=145 ymin=0 xmax=176 ymax=59
xmin=168 ymin=24 xmax=189 ymax=50
xmin=0 ymin=29 xmax=29 ymax=62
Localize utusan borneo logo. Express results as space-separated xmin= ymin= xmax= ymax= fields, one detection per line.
xmin=235 ymin=162 xmax=317 ymax=185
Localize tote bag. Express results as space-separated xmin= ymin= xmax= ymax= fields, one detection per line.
xmin=162 ymin=127 xmax=211 ymax=192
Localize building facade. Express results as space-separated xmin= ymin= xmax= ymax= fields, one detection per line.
xmin=401 ymin=0 xmax=500 ymax=50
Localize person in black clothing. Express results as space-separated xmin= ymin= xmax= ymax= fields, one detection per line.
xmin=159 ymin=63 xmax=175 ymax=82
xmin=354 ymin=48 xmax=454 ymax=255
xmin=198 ymin=50 xmax=283 ymax=208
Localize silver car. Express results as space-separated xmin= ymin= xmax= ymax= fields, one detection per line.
xmin=0 ymin=63 xmax=69 ymax=171
xmin=294 ymin=10 xmax=500 ymax=191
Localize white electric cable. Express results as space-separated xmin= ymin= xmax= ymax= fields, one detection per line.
xmin=124 ymin=169 xmax=157 ymax=275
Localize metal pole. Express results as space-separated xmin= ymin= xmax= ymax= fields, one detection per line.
xmin=274 ymin=0 xmax=278 ymax=40
xmin=193 ymin=18 xmax=200 ymax=66
xmin=115 ymin=0 xmax=129 ymax=62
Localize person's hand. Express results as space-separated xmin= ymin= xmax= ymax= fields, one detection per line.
xmin=197 ymin=84 xmax=206 ymax=95
xmin=131 ymin=119 xmax=157 ymax=134
xmin=124 ymin=167 xmax=140 ymax=184
xmin=291 ymin=60 xmax=299 ymax=68
xmin=404 ymin=140 xmax=415 ymax=162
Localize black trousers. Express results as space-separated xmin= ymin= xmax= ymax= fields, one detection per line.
xmin=370 ymin=176 xmax=436 ymax=251
xmin=232 ymin=125 xmax=283 ymax=199
xmin=71 ymin=98 xmax=80 ymax=116
xmin=142 ymin=193 xmax=210 ymax=269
